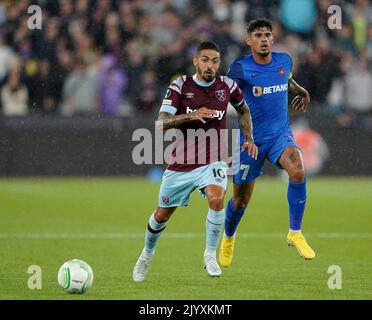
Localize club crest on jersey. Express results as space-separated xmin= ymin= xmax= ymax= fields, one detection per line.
xmin=279 ymin=68 xmax=286 ymax=75
xmin=185 ymin=92 xmax=195 ymax=99
xmin=215 ymin=89 xmax=226 ymax=102
xmin=162 ymin=196 xmax=170 ymax=204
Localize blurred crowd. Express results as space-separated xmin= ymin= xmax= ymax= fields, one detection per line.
xmin=0 ymin=0 xmax=371 ymax=128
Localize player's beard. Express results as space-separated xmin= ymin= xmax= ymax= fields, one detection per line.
xmin=258 ymin=50 xmax=270 ymax=57
xmin=197 ymin=65 xmax=215 ymax=82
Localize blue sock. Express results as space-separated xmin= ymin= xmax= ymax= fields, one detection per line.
xmin=287 ymin=179 xmax=307 ymax=232
xmin=224 ymin=198 xmax=246 ymax=238
xmin=205 ymin=208 xmax=225 ymax=254
xmin=145 ymin=212 xmax=167 ymax=252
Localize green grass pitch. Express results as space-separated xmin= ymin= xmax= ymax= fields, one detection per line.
xmin=0 ymin=177 xmax=371 ymax=300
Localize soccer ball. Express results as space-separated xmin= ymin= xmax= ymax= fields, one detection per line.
xmin=57 ymin=259 xmax=94 ymax=294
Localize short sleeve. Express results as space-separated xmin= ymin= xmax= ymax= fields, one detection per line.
xmin=159 ymin=78 xmax=183 ymax=115
xmin=227 ymin=61 xmax=244 ymax=88
xmin=229 ymin=80 xmax=245 ymax=108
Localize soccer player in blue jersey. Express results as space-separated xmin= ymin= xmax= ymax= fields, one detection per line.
xmin=219 ymin=18 xmax=315 ymax=266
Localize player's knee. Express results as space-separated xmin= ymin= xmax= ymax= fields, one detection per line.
xmin=208 ymin=195 xmax=225 ymax=211
xmin=154 ymin=209 xmax=172 ymax=223
xmin=289 ymin=167 xmax=305 ymax=182
xmin=232 ymin=197 xmax=248 ymax=210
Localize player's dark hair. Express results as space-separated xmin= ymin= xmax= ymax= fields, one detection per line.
xmin=196 ymin=41 xmax=220 ymax=55
xmin=247 ymin=18 xmax=273 ymax=34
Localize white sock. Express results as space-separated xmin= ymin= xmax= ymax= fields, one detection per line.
xmin=205 ymin=208 xmax=225 ymax=255
xmin=144 ymin=212 xmax=167 ymax=252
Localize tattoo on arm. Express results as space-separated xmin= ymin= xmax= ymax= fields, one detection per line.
xmin=236 ymin=102 xmax=254 ymax=143
xmin=156 ymin=112 xmax=193 ymax=131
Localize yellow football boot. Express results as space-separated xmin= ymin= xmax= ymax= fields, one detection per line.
xmin=287 ymin=231 xmax=315 ymax=260
xmin=218 ymin=234 xmax=236 ymax=267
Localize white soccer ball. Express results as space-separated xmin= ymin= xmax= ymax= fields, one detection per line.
xmin=57 ymin=259 xmax=94 ymax=294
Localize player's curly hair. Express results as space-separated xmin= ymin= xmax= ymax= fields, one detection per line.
xmin=247 ymin=18 xmax=273 ymax=34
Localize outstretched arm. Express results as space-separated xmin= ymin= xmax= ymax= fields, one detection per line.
xmin=156 ymin=107 xmax=218 ymax=131
xmin=235 ymin=102 xmax=258 ymax=160
xmin=288 ymin=78 xmax=310 ymax=112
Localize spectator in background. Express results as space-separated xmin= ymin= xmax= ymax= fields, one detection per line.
xmin=213 ymin=19 xmax=241 ymax=71
xmin=344 ymin=56 xmax=372 ymax=114
xmin=228 ymin=0 xmax=248 ymax=43
xmin=17 ymin=37 xmax=39 ymax=93
xmin=296 ymin=36 xmax=340 ymax=106
xmin=336 ymin=54 xmax=372 ymax=129
xmin=0 ymin=33 xmax=13 ymax=85
xmin=1 ymin=68 xmax=29 ymax=116
xmin=136 ymin=14 xmax=161 ymax=65
xmin=97 ymin=54 xmax=127 ymax=115
xmin=154 ymin=8 xmax=186 ymax=84
xmin=58 ymin=0 xmax=75 ymax=36
xmin=0 ymin=0 xmax=370 ymax=123
xmin=61 ymin=56 xmax=97 ymax=116
xmin=39 ymin=17 xmax=60 ymax=60
xmin=53 ymin=49 xmax=73 ymax=95
xmin=194 ymin=12 xmax=217 ymax=42
xmin=333 ymin=25 xmax=359 ymax=56
xmin=350 ymin=1 xmax=369 ymax=51
xmin=103 ymin=12 xmax=121 ymax=56
xmin=76 ymin=0 xmax=89 ymax=14
xmin=245 ymin=0 xmax=277 ymax=23
xmin=367 ymin=25 xmax=372 ymax=59
xmin=0 ymin=1 xmax=6 ymax=27
xmin=118 ymin=1 xmax=137 ymax=43
xmin=12 ymin=14 xmax=31 ymax=46
xmin=124 ymin=40 xmax=147 ymax=109
xmin=136 ymin=69 xmax=160 ymax=114
xmin=28 ymin=59 xmax=61 ymax=114
xmin=210 ymin=0 xmax=231 ymax=23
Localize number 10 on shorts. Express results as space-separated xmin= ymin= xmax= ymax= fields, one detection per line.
xmin=212 ymin=168 xmax=226 ymax=179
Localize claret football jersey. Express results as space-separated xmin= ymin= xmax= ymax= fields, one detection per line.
xmin=159 ymin=74 xmax=245 ymax=172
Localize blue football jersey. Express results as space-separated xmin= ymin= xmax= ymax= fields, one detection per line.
xmin=228 ymin=52 xmax=293 ymax=144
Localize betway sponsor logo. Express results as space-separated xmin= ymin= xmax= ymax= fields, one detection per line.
xmin=186 ymin=107 xmax=225 ymax=120
xmin=252 ymin=84 xmax=288 ymax=97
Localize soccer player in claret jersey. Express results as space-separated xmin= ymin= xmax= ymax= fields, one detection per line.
xmin=219 ymin=18 xmax=315 ymax=267
xmin=133 ymin=41 xmax=258 ymax=281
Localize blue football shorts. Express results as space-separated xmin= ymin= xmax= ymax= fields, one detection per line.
xmin=233 ymin=130 xmax=300 ymax=185
xmin=158 ymin=161 xmax=228 ymax=208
